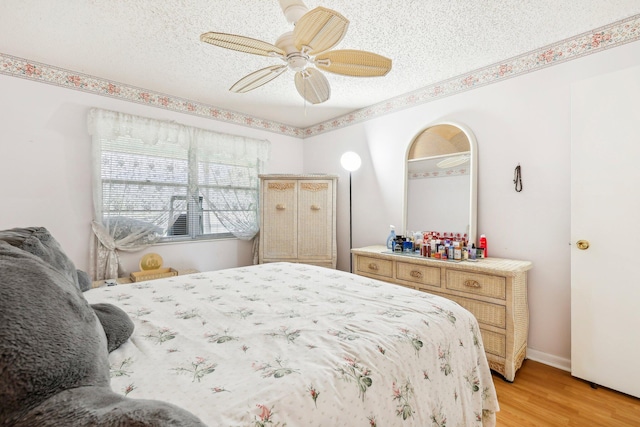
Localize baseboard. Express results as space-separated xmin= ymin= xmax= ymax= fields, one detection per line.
xmin=525 ymin=348 xmax=571 ymax=372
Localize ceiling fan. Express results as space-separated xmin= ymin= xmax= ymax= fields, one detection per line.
xmin=200 ymin=0 xmax=392 ymax=104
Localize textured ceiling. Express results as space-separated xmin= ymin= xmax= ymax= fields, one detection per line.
xmin=1 ymin=1 xmax=639 ymax=128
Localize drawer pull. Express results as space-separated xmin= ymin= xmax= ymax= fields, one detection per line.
xmin=276 ymin=204 xmax=286 ymax=210
xmin=368 ymin=263 xmax=379 ymax=271
xmin=464 ymin=279 xmax=481 ymax=288
xmin=310 ymin=204 xmax=321 ymax=211
xmin=410 ymin=270 xmax=423 ymax=279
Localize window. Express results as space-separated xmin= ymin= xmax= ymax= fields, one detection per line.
xmin=167 ymin=195 xmax=203 ymax=236
xmin=89 ymin=109 xmax=270 ymax=245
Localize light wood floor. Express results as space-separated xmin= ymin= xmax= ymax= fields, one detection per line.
xmin=493 ymin=360 xmax=640 ymax=426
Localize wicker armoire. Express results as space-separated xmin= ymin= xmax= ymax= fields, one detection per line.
xmin=258 ymin=174 xmax=338 ymax=269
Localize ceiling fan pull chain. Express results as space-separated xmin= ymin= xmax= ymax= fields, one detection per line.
xmin=303 ymin=80 xmax=308 ymax=116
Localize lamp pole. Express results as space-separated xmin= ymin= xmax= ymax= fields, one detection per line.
xmin=348 ymin=170 xmax=353 ymax=273
xmin=340 ymin=152 xmax=361 ymax=273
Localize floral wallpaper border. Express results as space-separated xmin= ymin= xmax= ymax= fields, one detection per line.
xmin=408 ymin=168 xmax=469 ymax=180
xmin=1 ymin=14 xmax=638 ymax=138
xmin=307 ymin=14 xmax=640 ymax=137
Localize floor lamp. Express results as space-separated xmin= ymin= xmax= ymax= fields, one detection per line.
xmin=340 ymin=151 xmax=361 ymax=273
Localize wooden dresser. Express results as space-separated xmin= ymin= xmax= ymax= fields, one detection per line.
xmin=352 ymin=245 xmax=532 ymax=381
xmin=259 ymin=174 xmax=337 ymax=269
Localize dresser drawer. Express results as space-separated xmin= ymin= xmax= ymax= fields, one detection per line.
xmin=396 ymin=261 xmax=441 ymax=288
xmin=446 ymin=270 xmax=506 ymax=300
xmin=480 ymin=328 xmax=506 ymax=358
xmin=442 ymin=294 xmax=506 ymax=329
xmin=356 ymin=256 xmax=393 ymax=279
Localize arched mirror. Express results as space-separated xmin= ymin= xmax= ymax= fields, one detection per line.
xmin=403 ymin=121 xmax=478 ymax=245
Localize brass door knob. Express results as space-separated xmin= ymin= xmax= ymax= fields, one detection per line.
xmin=576 ymin=240 xmax=590 ymax=250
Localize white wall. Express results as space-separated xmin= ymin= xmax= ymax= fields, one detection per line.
xmin=0 ymin=75 xmax=304 ymax=274
xmin=303 ymin=40 xmax=640 ymax=368
xmin=2 ymin=39 xmax=639 ymax=369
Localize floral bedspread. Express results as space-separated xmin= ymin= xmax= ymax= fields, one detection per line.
xmin=85 ymin=262 xmax=498 ymax=426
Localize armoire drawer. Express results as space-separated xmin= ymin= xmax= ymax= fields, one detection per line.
xmin=396 ymin=261 xmax=441 ymax=288
xmin=446 ymin=270 xmax=506 ymax=300
xmin=356 ymin=256 xmax=393 ymax=279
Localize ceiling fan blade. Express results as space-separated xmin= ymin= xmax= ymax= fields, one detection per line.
xmin=294 ymin=68 xmax=330 ymax=104
xmin=293 ymin=7 xmax=349 ymax=56
xmin=315 ymin=49 xmax=392 ymax=77
xmin=200 ymin=32 xmax=285 ymax=57
xmin=230 ymin=65 xmax=288 ymax=93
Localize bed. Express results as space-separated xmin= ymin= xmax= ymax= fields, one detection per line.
xmin=84 ymin=262 xmax=499 ymax=426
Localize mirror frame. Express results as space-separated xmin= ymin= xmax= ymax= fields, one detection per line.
xmin=402 ymin=120 xmax=478 ymax=245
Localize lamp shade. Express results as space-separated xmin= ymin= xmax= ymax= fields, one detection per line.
xmin=340 ymin=151 xmax=362 ymax=172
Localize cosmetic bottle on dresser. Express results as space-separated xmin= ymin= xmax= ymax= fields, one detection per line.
xmin=479 ymin=234 xmax=488 ymax=258
xmin=386 ymin=225 xmax=396 ymax=250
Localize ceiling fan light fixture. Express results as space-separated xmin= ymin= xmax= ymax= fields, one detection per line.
xmin=288 ymin=54 xmax=308 ymax=72
xmin=276 ymin=32 xmax=310 ymax=71
xmin=436 ymin=154 xmax=471 ymax=169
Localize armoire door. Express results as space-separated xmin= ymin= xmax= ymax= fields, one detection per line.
xmin=570 ymin=64 xmax=640 ymax=398
xmin=261 ymin=180 xmax=298 ymax=259
xmin=297 ymin=180 xmax=334 ymax=261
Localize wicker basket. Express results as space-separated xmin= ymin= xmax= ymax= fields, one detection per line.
xmin=130 ymin=268 xmax=177 ymax=282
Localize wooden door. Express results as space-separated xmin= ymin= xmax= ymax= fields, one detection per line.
xmin=571 ymin=64 xmax=640 ymax=398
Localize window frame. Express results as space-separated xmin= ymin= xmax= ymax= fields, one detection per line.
xmin=91 ymin=109 xmax=269 ymax=244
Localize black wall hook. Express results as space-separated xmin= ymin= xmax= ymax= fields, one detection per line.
xmin=514 ymin=164 xmax=522 ymax=192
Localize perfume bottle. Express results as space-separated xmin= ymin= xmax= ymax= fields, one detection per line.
xmin=386 ymin=225 xmax=396 ymax=250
